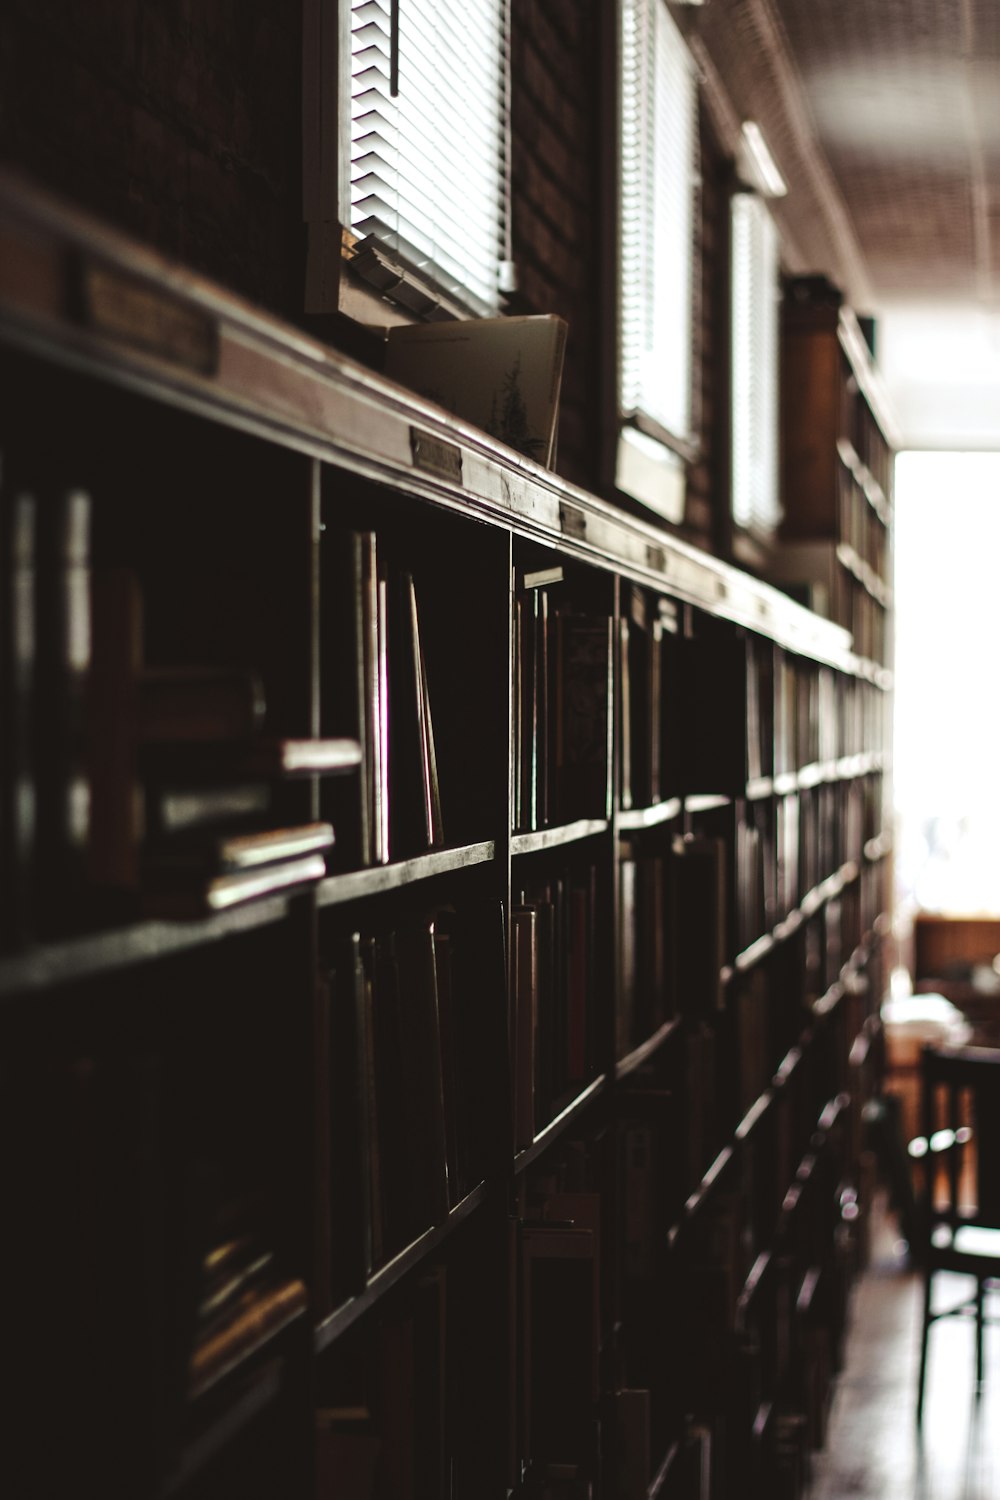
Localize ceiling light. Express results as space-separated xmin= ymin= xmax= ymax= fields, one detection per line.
xmin=739 ymin=122 xmax=788 ymax=198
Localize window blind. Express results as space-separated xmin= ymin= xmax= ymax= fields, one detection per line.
xmin=350 ymin=0 xmax=508 ymax=317
xmin=731 ymin=192 xmax=781 ymax=532
xmin=619 ymin=0 xmax=698 ymax=445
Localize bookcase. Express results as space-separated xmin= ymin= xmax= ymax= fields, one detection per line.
xmin=0 ymin=173 xmax=890 ymax=1500
xmin=771 ymin=281 xmax=897 ymax=672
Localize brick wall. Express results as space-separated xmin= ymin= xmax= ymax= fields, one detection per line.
xmin=0 ymin=1 xmax=729 ymax=546
xmin=506 ymin=0 xmax=605 ymax=495
xmin=689 ymin=109 xmax=730 ymax=554
xmin=0 ymin=0 xmax=303 ymax=318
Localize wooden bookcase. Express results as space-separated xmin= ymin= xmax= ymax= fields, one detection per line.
xmin=773 ymin=285 xmax=897 ymax=671
xmin=0 ymin=174 xmax=891 ymax=1500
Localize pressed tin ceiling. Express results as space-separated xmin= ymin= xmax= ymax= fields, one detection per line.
xmin=691 ymin=0 xmax=1000 ymax=447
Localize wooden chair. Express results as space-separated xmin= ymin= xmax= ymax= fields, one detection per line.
xmin=913 ymin=1044 xmax=1000 ymax=1422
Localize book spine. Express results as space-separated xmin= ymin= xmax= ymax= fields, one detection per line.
xmin=397 ymin=919 xmax=450 ymax=1226
xmin=375 ymin=569 xmax=390 ymax=863
xmin=649 ymin=617 xmax=662 ymax=804
xmin=411 ymin=575 xmax=444 ymax=847
xmin=512 ymin=907 xmax=538 ymax=1150
xmin=0 ymin=485 xmax=36 ymax=948
xmin=327 ymin=934 xmax=373 ymax=1299
xmin=187 ymin=1278 xmax=307 ymax=1399
xmin=536 ymin=587 xmax=550 ymax=829
xmin=34 ymin=486 xmax=92 ymax=934
xmin=137 ymin=666 xmax=265 ymax=744
xmin=555 ymin=611 xmax=612 ymax=823
xmin=619 ymin=617 xmax=632 ymax=811
xmin=87 ymin=568 xmax=143 ymax=896
xmin=321 ymin=529 xmax=381 ymax=870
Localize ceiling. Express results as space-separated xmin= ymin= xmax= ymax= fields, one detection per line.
xmin=692 ymin=0 xmax=1000 ymax=449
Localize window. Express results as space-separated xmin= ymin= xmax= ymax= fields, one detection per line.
xmin=730 ymin=191 xmax=781 ymax=533
xmin=616 ymin=0 xmax=699 ymax=522
xmin=343 ymin=0 xmax=510 ymax=319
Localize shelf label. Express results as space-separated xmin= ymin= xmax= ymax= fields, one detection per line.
xmin=409 ymin=426 xmax=463 ymax=483
xmin=78 ymin=257 xmax=218 ymax=374
xmin=559 ymin=502 xmax=586 ymax=540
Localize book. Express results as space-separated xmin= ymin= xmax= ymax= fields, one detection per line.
xmin=0 ymin=482 xmax=35 ymax=948
xmin=616 ymin=1388 xmax=651 ymax=1500
xmin=34 ymin=485 xmax=92 ymax=933
xmin=520 ymin=1220 xmax=599 ymax=1468
xmin=367 ymin=932 xmax=427 ymax=1257
xmin=618 ymin=857 xmax=638 ymax=1058
xmin=672 ymin=832 xmax=727 ymax=1017
xmin=566 ymin=875 xmax=592 ymax=1085
xmin=187 ymin=1277 xmax=307 ymax=1400
xmin=140 ymin=849 xmax=328 ymax=917
xmin=322 ymin=530 xmax=386 ymax=868
xmin=622 ymin=586 xmax=671 ymax=809
xmin=676 ymin=628 xmax=749 ymax=795
xmin=388 ymin=571 xmax=444 ymax=856
xmin=4 ymin=1052 xmax=170 ymax=1492
xmin=554 ymin=610 xmax=612 ymax=822
xmin=372 ymin=1267 xmax=449 ymax=1500
xmin=357 ymin=937 xmax=385 ymax=1270
xmin=323 ymin=934 xmax=375 ymax=1301
xmin=140 ymin=736 xmax=363 ymax=780
xmin=619 ymin=616 xmax=633 ymax=811
xmin=384 ymin=314 xmax=568 ymax=469
xmin=315 ymin=1405 xmax=380 ymax=1499
xmin=438 ymin=898 xmax=512 ymax=1184
xmin=143 ymin=820 xmax=335 ymax=875
xmin=395 ymin=918 xmax=451 ymax=1228
xmin=512 ymin=906 xmax=539 ymax=1150
xmin=195 ymin=1243 xmax=277 ymax=1333
xmin=137 ymin=664 xmax=266 ymax=744
xmin=144 ymin=780 xmax=272 ymax=838
xmin=86 ymin=568 xmax=144 ymax=899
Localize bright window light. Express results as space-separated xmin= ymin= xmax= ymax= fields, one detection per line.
xmin=894 ymin=451 xmax=1000 ymax=916
xmin=618 ymin=0 xmax=698 ymax=444
xmin=731 ymin=193 xmax=781 ymax=532
xmin=349 ymin=0 xmax=508 ymax=316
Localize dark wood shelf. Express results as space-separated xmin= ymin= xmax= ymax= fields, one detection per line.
xmin=316 ymin=840 xmax=496 ymax=906
xmin=513 ymin=1075 xmax=608 ymax=1174
xmin=160 ymin=1359 xmax=287 ymax=1499
xmin=647 ymin=1439 xmax=682 ymax=1498
xmin=617 ymin=797 xmax=683 ymax=831
xmin=313 ymin=1183 xmax=488 ymax=1354
xmin=510 ymin=820 xmax=609 ymax=856
xmin=0 ymin=169 xmax=893 ymax=1500
xmin=684 ymin=793 xmax=733 ymax=814
xmin=615 ymin=1017 xmax=683 ymax=1080
xmin=0 ymin=897 xmax=292 ymax=998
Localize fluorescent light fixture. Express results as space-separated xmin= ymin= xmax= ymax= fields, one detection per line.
xmin=738 ymin=122 xmax=787 ymax=198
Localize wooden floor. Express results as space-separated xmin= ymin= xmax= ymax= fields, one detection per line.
xmin=807 ymin=1200 xmax=1000 ymax=1500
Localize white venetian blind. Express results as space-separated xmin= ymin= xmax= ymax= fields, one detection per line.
xmin=350 ymin=0 xmax=508 ymax=317
xmin=731 ymin=192 xmax=781 ymax=531
xmin=619 ymin=0 xmax=698 ymax=444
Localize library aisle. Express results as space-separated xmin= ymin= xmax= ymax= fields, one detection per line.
xmin=807 ymin=1198 xmax=1000 ymax=1500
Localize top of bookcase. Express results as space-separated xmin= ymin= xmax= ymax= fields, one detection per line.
xmin=0 ymin=168 xmax=863 ymax=674
xmin=783 ymin=296 xmax=902 ymax=456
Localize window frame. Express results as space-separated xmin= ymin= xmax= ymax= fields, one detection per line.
xmin=611 ymin=0 xmax=702 ymax=525
xmin=730 ymin=188 xmax=782 ymax=539
xmin=303 ymin=0 xmax=513 ymax=325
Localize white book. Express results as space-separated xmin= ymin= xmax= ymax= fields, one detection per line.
xmin=384 ymin=313 xmax=568 ymax=469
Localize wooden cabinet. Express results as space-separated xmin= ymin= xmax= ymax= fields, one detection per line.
xmin=0 ymin=175 xmax=891 ymax=1500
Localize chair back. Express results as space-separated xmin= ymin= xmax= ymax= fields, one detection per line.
xmin=920 ymin=1044 xmax=1000 ymax=1228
